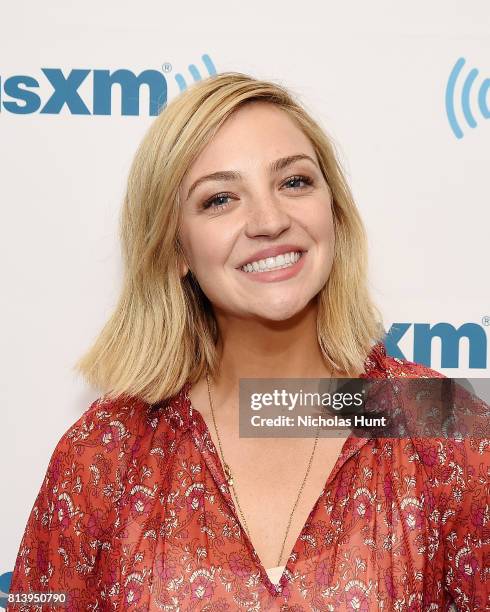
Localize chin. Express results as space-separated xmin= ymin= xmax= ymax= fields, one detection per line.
xmin=254 ymin=302 xmax=311 ymax=323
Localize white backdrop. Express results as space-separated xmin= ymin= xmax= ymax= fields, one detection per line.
xmin=1 ymin=1 xmax=489 ymax=600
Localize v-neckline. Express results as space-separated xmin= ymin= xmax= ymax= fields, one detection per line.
xmin=182 ymin=381 xmax=371 ymax=597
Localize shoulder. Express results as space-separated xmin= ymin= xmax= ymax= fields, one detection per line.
xmin=366 ymin=341 xmax=446 ymax=378
xmin=43 ymin=393 xmax=184 ymax=495
xmin=9 ymin=393 xmax=181 ymax=600
xmin=385 ymin=355 xmax=446 ymax=378
xmin=53 ymin=394 xmax=155 ymax=461
xmin=30 ymin=394 xmax=159 ymax=527
xmin=15 ymin=394 xmax=179 ymax=547
xmin=374 ymin=347 xmax=489 ymax=522
xmin=368 ymin=343 xmax=489 ymax=476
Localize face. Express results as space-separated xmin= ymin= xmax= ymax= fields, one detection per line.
xmin=177 ymin=101 xmax=335 ymax=322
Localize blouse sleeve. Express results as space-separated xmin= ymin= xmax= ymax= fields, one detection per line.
xmin=440 ymin=434 xmax=489 ymax=610
xmin=7 ymin=397 xmax=126 ymax=612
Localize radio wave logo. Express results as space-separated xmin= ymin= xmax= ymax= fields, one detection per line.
xmin=174 ymin=53 xmax=216 ymax=91
xmin=446 ymin=57 xmax=490 ymax=139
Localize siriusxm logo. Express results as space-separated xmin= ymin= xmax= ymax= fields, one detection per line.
xmin=385 ymin=322 xmax=488 ymax=369
xmin=446 ymin=57 xmax=489 ymax=138
xmin=0 ymin=53 xmax=216 ymax=116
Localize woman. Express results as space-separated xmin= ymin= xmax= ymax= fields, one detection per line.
xmin=8 ymin=73 xmax=487 ymax=611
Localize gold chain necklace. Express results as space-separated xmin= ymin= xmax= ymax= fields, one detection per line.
xmin=205 ymin=370 xmax=332 ymax=567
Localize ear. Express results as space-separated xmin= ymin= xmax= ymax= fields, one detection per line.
xmin=176 ymin=238 xmax=190 ymax=278
xmin=177 ymin=248 xmax=190 ymax=278
xmin=179 ymin=259 xmax=190 ymax=278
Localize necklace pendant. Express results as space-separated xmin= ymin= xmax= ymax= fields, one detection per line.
xmin=223 ymin=462 xmax=234 ymax=487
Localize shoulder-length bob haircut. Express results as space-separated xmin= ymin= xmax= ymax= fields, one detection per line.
xmin=74 ymin=71 xmax=385 ymax=404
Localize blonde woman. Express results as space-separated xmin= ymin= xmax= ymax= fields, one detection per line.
xmin=9 ymin=73 xmax=487 ymax=611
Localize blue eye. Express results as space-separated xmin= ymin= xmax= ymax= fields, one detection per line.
xmin=283 ymin=175 xmax=314 ymax=189
xmin=202 ymin=193 xmax=233 ymax=211
xmin=201 ymin=175 xmax=314 ymax=212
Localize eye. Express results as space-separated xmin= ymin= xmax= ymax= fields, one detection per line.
xmin=282 ymin=175 xmax=314 ymax=190
xmin=202 ymin=192 xmax=234 ymax=211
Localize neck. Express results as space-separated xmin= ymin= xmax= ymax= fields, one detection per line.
xmin=211 ymin=298 xmax=339 ymax=394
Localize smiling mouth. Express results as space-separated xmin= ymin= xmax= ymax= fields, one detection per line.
xmin=238 ymin=250 xmax=305 ymax=273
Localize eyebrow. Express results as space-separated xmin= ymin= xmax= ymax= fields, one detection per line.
xmin=185 ymin=153 xmax=319 ymax=201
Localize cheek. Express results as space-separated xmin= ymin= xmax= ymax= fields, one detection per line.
xmin=301 ymin=198 xmax=335 ymax=246
xmin=185 ymin=223 xmax=232 ymax=271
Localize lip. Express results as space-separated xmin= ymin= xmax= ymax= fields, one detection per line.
xmin=235 ymin=244 xmax=307 ymax=269
xmin=236 ymin=250 xmax=307 ymax=282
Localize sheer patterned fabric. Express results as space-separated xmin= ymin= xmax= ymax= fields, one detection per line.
xmin=8 ymin=343 xmax=489 ymax=611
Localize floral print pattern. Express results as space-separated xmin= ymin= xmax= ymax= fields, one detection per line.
xmin=8 ymin=342 xmax=489 ymax=611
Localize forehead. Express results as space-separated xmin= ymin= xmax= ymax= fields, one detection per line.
xmin=181 ymin=102 xmax=316 ymax=183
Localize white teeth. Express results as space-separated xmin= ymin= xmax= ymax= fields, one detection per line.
xmin=275 ymin=254 xmax=285 ymax=266
xmin=240 ymin=251 xmax=303 ymax=273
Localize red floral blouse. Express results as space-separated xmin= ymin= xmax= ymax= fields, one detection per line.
xmin=8 ymin=343 xmax=489 ymax=611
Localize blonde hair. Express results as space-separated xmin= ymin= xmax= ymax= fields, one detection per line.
xmin=74 ymin=72 xmax=385 ymax=404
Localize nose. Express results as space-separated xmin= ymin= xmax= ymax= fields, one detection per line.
xmin=243 ymin=190 xmax=292 ymax=239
